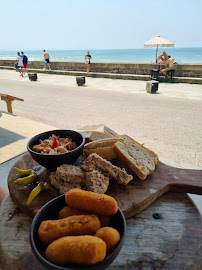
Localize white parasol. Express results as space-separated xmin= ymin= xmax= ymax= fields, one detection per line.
xmin=144 ymin=35 xmax=174 ymax=62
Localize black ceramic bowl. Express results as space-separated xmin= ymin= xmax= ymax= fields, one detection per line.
xmin=27 ymin=130 xmax=85 ymax=171
xmin=30 ymin=194 xmax=126 ymax=270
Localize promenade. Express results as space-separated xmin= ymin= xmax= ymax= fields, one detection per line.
xmin=0 ymin=69 xmax=202 ymax=212
xmin=1 ymin=59 xmax=202 ymax=84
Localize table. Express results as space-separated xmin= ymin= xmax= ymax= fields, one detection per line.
xmin=0 ymin=192 xmax=201 ymax=270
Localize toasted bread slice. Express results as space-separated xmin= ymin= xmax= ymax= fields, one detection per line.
xmin=118 ymin=134 xmax=158 ymax=165
xmin=84 ymin=146 xmax=117 ymax=160
xmin=80 ymin=131 xmax=112 ymax=143
xmin=83 ymin=138 xmax=123 ymax=160
xmin=103 ymin=126 xmax=119 ymax=138
xmin=80 ymin=131 xmax=92 ymax=143
xmin=114 ymin=140 xmax=155 ymax=180
xmin=89 ymin=131 xmax=112 ymax=142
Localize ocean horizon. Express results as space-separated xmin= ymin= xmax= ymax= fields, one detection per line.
xmin=0 ymin=48 xmax=202 ymax=64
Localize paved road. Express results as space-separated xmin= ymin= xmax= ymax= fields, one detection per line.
xmin=0 ymin=70 xmax=202 ymax=168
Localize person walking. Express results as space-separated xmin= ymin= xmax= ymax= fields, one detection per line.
xmin=43 ymin=50 xmax=51 ymax=70
xmin=16 ymin=52 xmax=24 ymax=77
xmin=21 ymin=52 xmax=28 ymax=76
xmin=85 ymin=51 xmax=92 ymax=75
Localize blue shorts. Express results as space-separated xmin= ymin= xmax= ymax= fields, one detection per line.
xmin=45 ymin=58 xmax=50 ymax=63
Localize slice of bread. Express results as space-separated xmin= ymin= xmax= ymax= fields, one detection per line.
xmin=85 ymin=170 xmax=109 ymax=194
xmin=114 ymin=140 xmax=155 ymax=180
xmin=89 ymin=131 xmax=112 ymax=142
xmin=103 ymin=126 xmax=119 ymax=138
xmin=80 ymin=131 xmax=92 ymax=143
xmin=80 ymin=131 xmax=113 ymax=143
xmin=83 ymin=138 xmax=123 ymax=160
xmin=119 ymin=134 xmax=158 ymax=165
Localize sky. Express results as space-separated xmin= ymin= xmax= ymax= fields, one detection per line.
xmin=0 ymin=0 xmax=202 ymax=50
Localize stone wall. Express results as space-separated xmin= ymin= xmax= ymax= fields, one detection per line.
xmin=0 ymin=60 xmax=202 ymax=78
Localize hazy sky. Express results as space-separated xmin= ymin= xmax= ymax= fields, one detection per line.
xmin=1 ymin=0 xmax=202 ymax=50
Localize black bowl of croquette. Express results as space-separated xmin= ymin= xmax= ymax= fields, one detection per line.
xmin=27 ymin=130 xmax=85 ymax=171
xmin=30 ymin=194 xmax=126 ymax=270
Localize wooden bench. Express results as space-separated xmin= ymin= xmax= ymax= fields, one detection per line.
xmin=0 ymin=93 xmax=24 ymax=114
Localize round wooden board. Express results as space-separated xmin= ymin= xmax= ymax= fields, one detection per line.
xmin=7 ymin=153 xmax=57 ymax=217
xmin=7 ymin=153 xmax=202 ymax=218
xmin=0 ymin=193 xmax=201 ymax=270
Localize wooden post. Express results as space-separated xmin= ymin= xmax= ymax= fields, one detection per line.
xmin=6 ymin=100 xmax=13 ymax=113
xmin=0 ymin=93 xmax=24 ymax=114
xmin=155 ymin=45 xmax=158 ymax=69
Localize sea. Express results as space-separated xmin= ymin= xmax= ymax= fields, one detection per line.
xmin=0 ymin=48 xmax=202 ymax=64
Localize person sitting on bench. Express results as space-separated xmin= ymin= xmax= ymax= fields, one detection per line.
xmin=160 ymin=55 xmax=175 ymax=76
xmin=156 ymin=50 xmax=169 ymax=72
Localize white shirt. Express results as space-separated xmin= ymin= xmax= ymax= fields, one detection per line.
xmin=17 ymin=55 xmax=23 ymax=67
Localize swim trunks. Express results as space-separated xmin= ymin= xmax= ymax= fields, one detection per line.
xmin=162 ymin=67 xmax=174 ymax=72
xmin=23 ymin=64 xmax=28 ymax=68
xmin=45 ymin=58 xmax=50 ymax=63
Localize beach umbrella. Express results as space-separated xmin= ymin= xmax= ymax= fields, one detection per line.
xmin=144 ymin=35 xmax=174 ymax=62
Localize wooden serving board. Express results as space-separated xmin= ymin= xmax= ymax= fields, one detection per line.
xmin=7 ymin=152 xmax=202 ymax=218
xmin=1 ymin=193 xmax=202 ymax=270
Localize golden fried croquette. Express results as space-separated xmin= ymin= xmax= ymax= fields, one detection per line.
xmin=95 ymin=227 xmax=120 ymax=254
xmin=38 ymin=214 xmax=100 ymax=245
xmin=58 ymin=206 xmax=89 ymax=219
xmin=58 ymin=206 xmax=111 ymax=227
xmin=65 ymin=188 xmax=118 ymax=215
xmin=45 ymin=235 xmax=107 ymax=265
xmin=98 ymin=215 xmax=111 ymax=227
